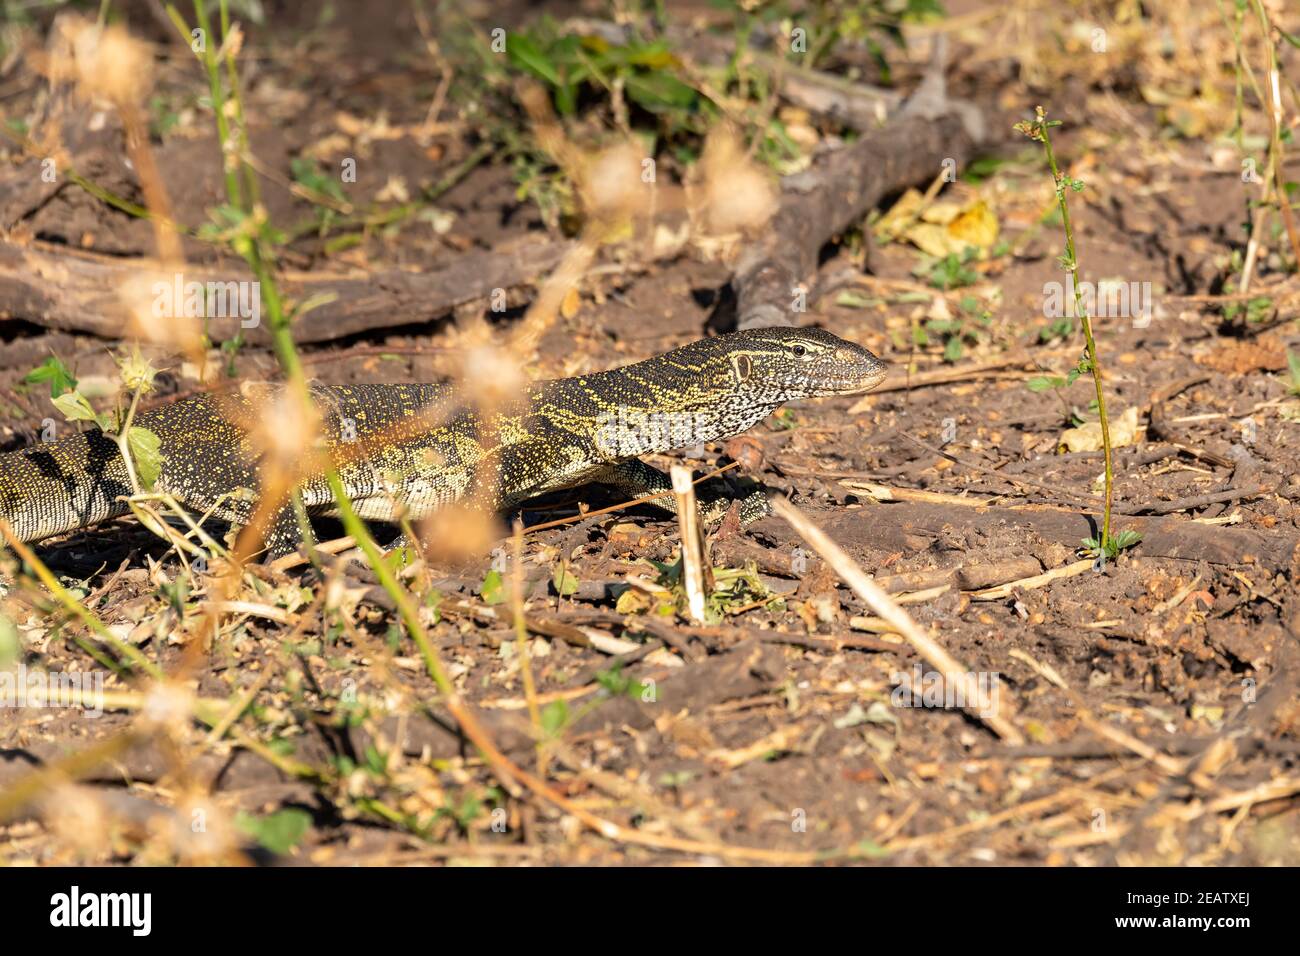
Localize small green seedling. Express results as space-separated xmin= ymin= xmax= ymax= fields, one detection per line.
xmin=919 ymin=295 xmax=993 ymax=362
xmin=1082 ymin=528 xmax=1141 ymax=562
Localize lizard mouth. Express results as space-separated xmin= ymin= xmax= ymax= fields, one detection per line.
xmin=830 ymin=364 xmax=889 ymax=395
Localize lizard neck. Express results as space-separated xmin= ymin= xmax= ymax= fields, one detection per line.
xmin=541 ymin=358 xmax=779 ymax=459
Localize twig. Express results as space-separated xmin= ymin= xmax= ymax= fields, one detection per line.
xmin=968 ymin=559 xmax=1093 ymax=601
xmin=1136 ymin=485 xmax=1272 ymax=516
xmin=510 ymin=520 xmax=543 ymax=759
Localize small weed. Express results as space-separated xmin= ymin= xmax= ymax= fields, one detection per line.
xmin=1017 ymin=107 xmax=1131 ymax=554
xmin=918 ymin=250 xmax=980 ymax=291
xmin=1222 ymin=294 xmax=1274 ymax=325
xmin=1082 ymin=528 xmax=1142 ymax=562
xmin=235 ymin=808 xmax=312 ymax=855
xmin=22 ymin=355 xmax=77 ymax=398
xmin=918 ymin=295 xmax=992 ymax=362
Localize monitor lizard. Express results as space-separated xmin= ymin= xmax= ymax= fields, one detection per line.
xmin=0 ymin=327 xmax=887 ymax=559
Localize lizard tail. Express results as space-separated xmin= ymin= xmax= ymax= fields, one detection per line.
xmin=0 ymin=429 xmax=133 ymax=545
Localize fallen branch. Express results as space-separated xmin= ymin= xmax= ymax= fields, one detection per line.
xmin=0 ymin=236 xmax=571 ymax=345
xmin=731 ymin=40 xmax=982 ymax=329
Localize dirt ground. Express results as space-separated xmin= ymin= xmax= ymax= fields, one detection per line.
xmin=1 ymin=0 xmax=1299 ymax=866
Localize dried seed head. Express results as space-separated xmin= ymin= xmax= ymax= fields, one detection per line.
xmin=168 ymin=796 xmax=238 ymax=864
xmin=417 ymin=504 xmax=502 ymax=566
xmin=41 ymin=785 xmax=113 ymax=859
xmin=117 ymin=345 xmax=158 ymax=396
xmin=53 ymin=16 xmax=153 ymax=109
xmin=697 ymin=127 xmax=778 ymax=236
xmin=580 ymin=141 xmax=651 ymax=224
xmin=138 ymin=680 xmax=194 ymax=734
xmin=251 ymin=387 xmax=322 ymax=466
xmin=461 ymin=344 xmax=525 ymax=410
xmin=117 ymin=269 xmax=205 ymax=360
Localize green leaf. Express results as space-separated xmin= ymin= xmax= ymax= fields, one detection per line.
xmin=24 ymin=356 xmax=77 ymax=398
xmin=540 ymin=699 xmax=569 ymax=737
xmin=554 ymin=80 xmax=577 ymax=115
xmin=1287 ymin=349 xmax=1300 ymax=393
xmin=1040 ymin=316 xmax=1073 ymax=341
xmin=1026 ymin=375 xmax=1066 ymax=392
xmin=624 ymin=71 xmax=697 ymax=112
xmin=289 ymin=156 xmax=346 ymax=204
xmin=926 ymin=253 xmax=979 ymax=290
xmin=506 ymin=33 xmax=560 ymax=85
xmin=835 ymin=290 xmax=879 ymax=309
xmin=1112 ymin=529 xmax=1142 ymax=552
xmin=616 ymin=39 xmax=678 ymax=69
xmin=235 ymin=808 xmax=311 ymax=855
xmin=480 ymin=569 xmax=506 ymax=606
xmin=552 ymin=565 xmax=579 ymax=596
xmin=595 ymin=662 xmax=645 ymax=698
xmin=51 ymin=390 xmax=102 ymax=425
xmin=960 ymin=155 xmax=1007 ymax=184
xmin=126 ymin=426 xmax=164 ymax=490
xmin=0 ymin=612 xmax=19 ymax=668
xmin=943 ymin=336 xmax=964 ymax=363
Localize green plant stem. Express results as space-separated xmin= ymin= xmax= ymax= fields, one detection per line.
xmin=176 ymin=3 xmax=676 ymax=847
xmin=218 ymin=0 xmax=262 ymax=209
xmin=1250 ymin=0 xmax=1300 ymax=268
xmin=182 ymin=0 xmax=450 ymax=696
xmin=178 ymin=0 xmax=243 ymax=207
xmin=1036 ymin=116 xmax=1114 ymax=550
xmin=114 ymin=385 xmax=145 ymax=495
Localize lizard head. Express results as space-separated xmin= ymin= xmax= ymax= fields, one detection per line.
xmin=720 ymin=327 xmax=889 ymax=401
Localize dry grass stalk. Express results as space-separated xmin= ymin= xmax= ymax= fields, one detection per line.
xmin=670 ymin=464 xmax=708 ymax=623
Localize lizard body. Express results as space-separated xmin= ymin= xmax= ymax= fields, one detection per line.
xmin=0 ymin=328 xmax=886 ymax=558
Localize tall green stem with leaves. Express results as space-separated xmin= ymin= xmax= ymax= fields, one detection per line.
xmin=1016 ymin=107 xmax=1129 ymax=558
xmin=174 ymin=0 xmax=451 ymax=694
xmin=1249 ymin=0 xmax=1300 ymax=268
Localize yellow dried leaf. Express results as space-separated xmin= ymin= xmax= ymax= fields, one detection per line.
xmin=1059 ymin=406 xmax=1141 ymax=454
xmin=874 ymin=188 xmax=925 ymax=240
xmin=946 ymin=200 xmax=999 ymax=252
xmin=560 ymin=285 xmax=581 ymax=319
xmin=920 ymin=201 xmax=964 ymax=225
xmin=903 ymin=222 xmax=955 ymax=258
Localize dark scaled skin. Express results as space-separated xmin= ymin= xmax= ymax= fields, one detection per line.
xmin=0 ymin=328 xmax=888 ymax=559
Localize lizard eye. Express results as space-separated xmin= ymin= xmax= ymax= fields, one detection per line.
xmin=792 ymin=344 xmax=807 ymax=357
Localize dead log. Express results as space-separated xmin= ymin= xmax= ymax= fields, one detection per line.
xmin=0 ymin=236 xmax=571 ymax=345
xmin=731 ymin=108 xmax=976 ymax=329
xmin=732 ymin=38 xmax=982 ymax=330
